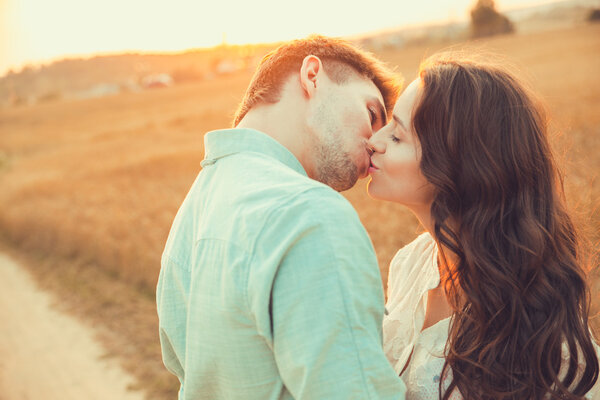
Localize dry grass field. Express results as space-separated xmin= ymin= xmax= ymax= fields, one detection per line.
xmin=0 ymin=23 xmax=599 ymax=399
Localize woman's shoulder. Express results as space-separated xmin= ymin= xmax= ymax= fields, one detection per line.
xmin=386 ymin=232 xmax=439 ymax=305
xmin=390 ymin=232 xmax=437 ymax=270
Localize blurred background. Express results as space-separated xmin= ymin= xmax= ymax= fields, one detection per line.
xmin=1 ymin=0 xmax=599 ymax=398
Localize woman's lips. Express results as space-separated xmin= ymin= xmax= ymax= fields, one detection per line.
xmin=368 ymin=160 xmax=379 ymax=174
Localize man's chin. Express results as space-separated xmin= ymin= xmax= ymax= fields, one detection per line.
xmin=356 ymin=165 xmax=370 ymax=180
xmin=331 ymin=179 xmax=355 ymax=192
xmin=330 ymin=173 xmax=359 ymax=192
xmin=316 ymin=161 xmax=359 ymax=192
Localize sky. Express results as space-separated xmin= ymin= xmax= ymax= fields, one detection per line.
xmin=0 ymin=0 xmax=564 ymax=75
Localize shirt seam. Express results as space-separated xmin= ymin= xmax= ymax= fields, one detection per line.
xmin=190 ymin=237 xmax=253 ymax=321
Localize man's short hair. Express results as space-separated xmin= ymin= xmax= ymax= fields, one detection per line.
xmin=232 ymin=35 xmax=402 ymax=127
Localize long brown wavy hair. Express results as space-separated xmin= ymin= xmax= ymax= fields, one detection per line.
xmin=412 ymin=54 xmax=599 ymax=399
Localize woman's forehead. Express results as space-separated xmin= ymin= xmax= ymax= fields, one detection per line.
xmin=393 ymin=78 xmax=422 ymax=121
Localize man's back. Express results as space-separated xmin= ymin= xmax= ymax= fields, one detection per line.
xmin=157 ymin=128 xmax=405 ymax=399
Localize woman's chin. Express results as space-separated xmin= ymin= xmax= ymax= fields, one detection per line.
xmin=366 ymin=179 xmax=383 ymax=200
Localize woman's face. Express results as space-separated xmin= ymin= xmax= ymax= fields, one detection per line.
xmin=367 ymin=78 xmax=435 ymax=212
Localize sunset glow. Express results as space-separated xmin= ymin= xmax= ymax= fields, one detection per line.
xmin=0 ymin=0 xmax=568 ymax=75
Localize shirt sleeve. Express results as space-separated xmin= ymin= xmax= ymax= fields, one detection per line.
xmin=248 ymin=188 xmax=406 ymax=400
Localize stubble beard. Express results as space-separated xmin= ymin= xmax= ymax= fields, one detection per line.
xmin=313 ymin=133 xmax=359 ymax=192
xmin=308 ymin=100 xmax=359 ymax=192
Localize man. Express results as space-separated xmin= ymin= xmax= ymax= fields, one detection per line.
xmin=156 ymin=35 xmax=406 ymax=399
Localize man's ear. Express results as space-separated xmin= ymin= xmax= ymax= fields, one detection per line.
xmin=299 ymin=55 xmax=322 ymax=98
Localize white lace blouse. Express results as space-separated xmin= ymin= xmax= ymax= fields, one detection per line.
xmin=382 ymin=232 xmax=600 ymax=400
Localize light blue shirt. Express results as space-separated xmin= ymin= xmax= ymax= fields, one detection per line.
xmin=156 ymin=128 xmax=406 ymax=399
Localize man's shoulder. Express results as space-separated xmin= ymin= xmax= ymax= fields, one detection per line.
xmin=231 ymin=152 xmax=355 ymax=213
xmin=262 ymin=186 xmax=369 ymax=251
xmin=276 ymin=179 xmax=358 ymax=220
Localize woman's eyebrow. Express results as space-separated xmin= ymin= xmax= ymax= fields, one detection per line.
xmin=393 ymin=115 xmax=407 ymax=130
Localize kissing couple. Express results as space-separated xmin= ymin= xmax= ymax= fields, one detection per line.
xmin=157 ymin=35 xmax=600 ymax=399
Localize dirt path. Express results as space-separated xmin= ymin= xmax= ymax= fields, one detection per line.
xmin=0 ymin=252 xmax=145 ymax=400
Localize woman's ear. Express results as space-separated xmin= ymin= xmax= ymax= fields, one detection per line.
xmin=299 ymin=55 xmax=322 ymax=98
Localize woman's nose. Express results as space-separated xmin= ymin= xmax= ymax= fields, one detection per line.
xmin=368 ymin=131 xmax=385 ymax=154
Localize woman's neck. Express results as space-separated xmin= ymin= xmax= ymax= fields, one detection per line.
xmin=412 ymin=206 xmax=462 ymax=310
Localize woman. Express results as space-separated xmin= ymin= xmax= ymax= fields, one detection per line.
xmin=368 ymin=54 xmax=600 ymax=399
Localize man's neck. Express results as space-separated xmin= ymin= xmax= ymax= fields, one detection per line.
xmin=237 ymin=106 xmax=315 ymax=179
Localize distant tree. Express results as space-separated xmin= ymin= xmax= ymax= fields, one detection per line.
xmin=588 ymin=8 xmax=600 ymax=22
xmin=470 ymin=0 xmax=514 ymax=38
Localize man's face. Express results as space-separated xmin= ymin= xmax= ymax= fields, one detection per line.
xmin=307 ymin=75 xmax=387 ymax=192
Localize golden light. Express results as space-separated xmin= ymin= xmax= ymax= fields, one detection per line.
xmin=1 ymin=0 xmax=564 ymax=75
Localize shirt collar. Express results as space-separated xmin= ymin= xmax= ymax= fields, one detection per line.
xmin=201 ymin=128 xmax=307 ymax=177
